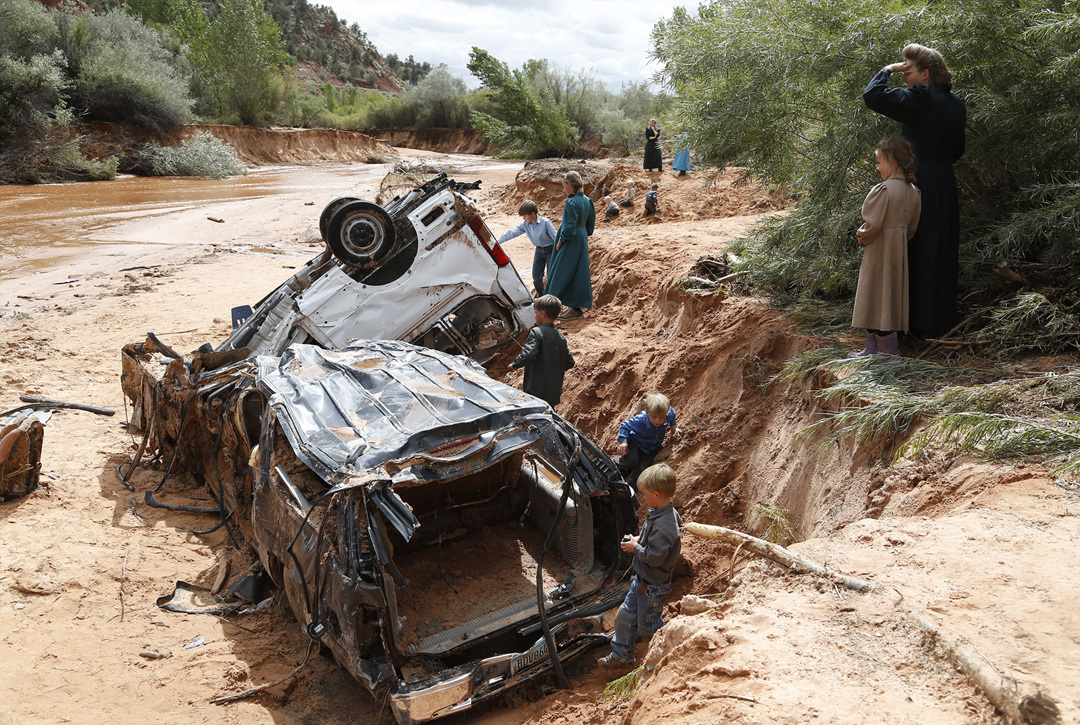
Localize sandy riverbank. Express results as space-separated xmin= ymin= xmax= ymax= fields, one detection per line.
xmin=2 ymin=149 xmax=1077 ymax=725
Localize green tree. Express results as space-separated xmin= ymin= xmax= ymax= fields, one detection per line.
xmin=203 ymin=0 xmax=288 ymax=124
xmin=652 ymin=0 xmax=1080 ymax=299
xmin=524 ymin=60 xmax=609 ymax=135
xmin=466 ymin=47 xmax=575 ymax=156
xmin=406 ymin=64 xmax=468 ymax=128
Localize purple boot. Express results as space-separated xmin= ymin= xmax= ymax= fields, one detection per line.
xmin=852 ymin=331 xmax=878 ymax=357
xmin=875 ymin=332 xmax=900 ymax=356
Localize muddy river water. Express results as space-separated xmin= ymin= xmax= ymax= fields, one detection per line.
xmin=0 ymin=164 xmax=393 ymax=281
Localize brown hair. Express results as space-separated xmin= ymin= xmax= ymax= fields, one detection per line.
xmin=563 ymin=171 xmax=583 ymax=191
xmin=637 ymin=462 xmax=677 ymax=498
xmin=902 ymin=43 xmax=953 ymax=91
xmin=876 ymin=137 xmax=917 ymax=183
xmin=533 ymin=294 xmax=562 ymax=319
xmin=518 ymin=200 xmax=538 ymax=216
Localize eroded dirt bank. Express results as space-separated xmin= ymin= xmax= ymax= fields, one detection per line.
xmin=77 ymin=121 xmax=396 ymax=167
xmin=1 ymin=154 xmax=1077 ymax=725
xmin=366 ymin=127 xmax=491 ymax=155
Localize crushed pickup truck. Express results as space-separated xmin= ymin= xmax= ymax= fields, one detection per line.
xmin=218 ymin=172 xmax=534 ymax=363
xmin=120 ymin=175 xmax=637 ymax=723
xmin=120 ymin=338 xmax=637 ymax=723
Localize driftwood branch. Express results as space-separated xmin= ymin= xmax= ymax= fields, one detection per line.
xmin=684 ymin=521 xmax=1061 ymax=725
xmin=683 ymin=521 xmax=872 ymax=592
xmin=898 ymin=601 xmax=1060 ymax=725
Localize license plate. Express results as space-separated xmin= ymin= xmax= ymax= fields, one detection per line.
xmin=509 ymin=638 xmax=550 ymax=676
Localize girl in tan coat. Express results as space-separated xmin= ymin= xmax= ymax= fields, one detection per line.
xmin=852 ymin=137 xmax=922 ymax=356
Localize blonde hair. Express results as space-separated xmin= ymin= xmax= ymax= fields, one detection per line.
xmin=902 ymin=43 xmax=953 ymax=91
xmin=644 ymin=392 xmax=670 ymax=416
xmin=877 ymin=137 xmax=918 ymax=183
xmin=563 ymin=171 xmax=583 ymax=191
xmin=637 ymin=462 xmax=676 ymax=497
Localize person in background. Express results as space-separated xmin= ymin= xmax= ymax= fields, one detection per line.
xmin=618 ymin=185 xmax=636 ymax=207
xmin=546 ymin=171 xmax=596 ymax=321
xmin=597 ymin=462 xmax=682 ymax=671
xmin=644 ymin=118 xmax=662 ymax=172
xmin=644 ymin=183 xmax=659 ymax=217
xmin=614 ymin=392 xmax=678 ymax=488
xmin=604 ymin=195 xmax=620 ymax=220
xmin=510 ymin=294 xmax=575 ymax=408
xmin=673 ymin=136 xmax=690 ymax=176
xmin=498 ymin=200 xmax=557 ymax=296
xmin=851 ymin=137 xmax=922 ymax=357
xmin=863 ymin=43 xmax=965 ymax=333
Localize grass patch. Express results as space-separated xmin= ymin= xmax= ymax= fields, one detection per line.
xmin=748 ymin=503 xmax=796 ymax=545
xmin=602 ymin=665 xmax=643 ymax=701
xmin=779 ymin=349 xmax=1080 ymax=477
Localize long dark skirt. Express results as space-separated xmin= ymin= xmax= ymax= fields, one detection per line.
xmin=909 ymin=161 xmax=960 ymax=330
xmin=644 ymin=140 xmax=662 ymax=171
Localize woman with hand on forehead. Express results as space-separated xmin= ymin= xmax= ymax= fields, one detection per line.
xmin=863 ymin=44 xmax=966 ymax=334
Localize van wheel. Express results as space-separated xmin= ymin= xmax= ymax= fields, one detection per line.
xmin=319 ymin=196 xmax=358 ymax=241
xmin=326 ymin=201 xmax=397 ymax=269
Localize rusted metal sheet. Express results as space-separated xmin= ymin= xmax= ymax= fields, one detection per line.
xmin=0 ymin=410 xmax=46 ymax=499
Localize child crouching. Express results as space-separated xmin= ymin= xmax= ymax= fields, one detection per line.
xmin=598 ymin=462 xmax=682 ymax=670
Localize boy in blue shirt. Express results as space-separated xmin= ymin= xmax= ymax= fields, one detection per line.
xmin=614 ymin=392 xmax=677 ymax=488
xmin=498 ymin=200 xmax=557 ymax=296
xmin=598 ymin=462 xmax=682 ymax=670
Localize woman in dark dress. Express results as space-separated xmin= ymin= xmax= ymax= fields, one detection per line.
xmin=546 ymin=171 xmax=596 ymax=319
xmin=863 ymin=43 xmax=966 ymax=331
xmin=643 ymin=118 xmax=662 ymax=172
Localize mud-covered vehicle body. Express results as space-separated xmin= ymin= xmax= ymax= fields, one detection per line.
xmin=120 ymin=338 xmax=637 ymax=723
xmin=221 ymin=173 xmax=533 ymax=363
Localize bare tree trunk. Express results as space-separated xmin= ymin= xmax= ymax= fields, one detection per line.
xmin=683 ymin=520 xmax=872 ymax=591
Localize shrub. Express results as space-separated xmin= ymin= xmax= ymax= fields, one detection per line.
xmin=466 ymin=47 xmax=575 ymax=157
xmin=61 ymin=9 xmax=193 ymax=132
xmin=133 ymin=131 xmax=247 ymax=178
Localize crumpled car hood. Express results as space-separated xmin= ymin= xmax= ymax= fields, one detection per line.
xmin=255 ymin=340 xmax=550 ymax=489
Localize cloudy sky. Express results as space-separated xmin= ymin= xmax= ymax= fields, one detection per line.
xmin=327 ymin=0 xmax=695 ymax=89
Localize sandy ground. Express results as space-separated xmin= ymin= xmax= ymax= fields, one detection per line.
xmin=2 ymin=150 xmax=1077 ymax=725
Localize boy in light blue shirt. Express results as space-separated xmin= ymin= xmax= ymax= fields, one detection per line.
xmin=498 ymin=200 xmax=557 ymax=296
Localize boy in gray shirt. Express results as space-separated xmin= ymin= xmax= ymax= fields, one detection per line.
xmin=598 ymin=462 xmax=682 ymax=669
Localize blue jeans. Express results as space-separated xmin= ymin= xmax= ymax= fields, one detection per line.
xmin=610 ymin=575 xmax=670 ymax=663
xmin=532 ymin=245 xmax=554 ymax=296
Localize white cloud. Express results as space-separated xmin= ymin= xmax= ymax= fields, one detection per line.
xmin=326 ymin=0 xmax=692 ymax=90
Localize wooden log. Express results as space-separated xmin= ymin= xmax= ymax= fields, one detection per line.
xmin=901 ymin=602 xmax=1060 ymax=725
xmin=683 ymin=521 xmax=872 ymax=592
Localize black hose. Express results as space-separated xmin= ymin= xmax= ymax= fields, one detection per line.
xmin=535 ymin=420 xmax=580 ymax=690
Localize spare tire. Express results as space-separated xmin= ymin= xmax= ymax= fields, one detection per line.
xmin=319 ymin=196 xmax=359 ymax=242
xmin=325 ymin=201 xmax=397 ymax=269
